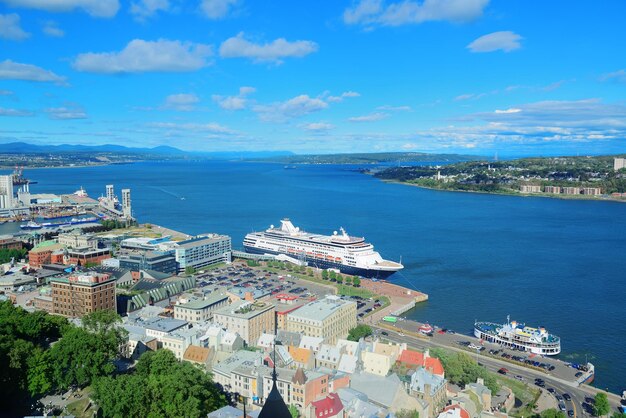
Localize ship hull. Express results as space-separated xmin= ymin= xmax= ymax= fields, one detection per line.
xmin=244 ymin=246 xmax=398 ymax=279
xmin=474 ymin=324 xmax=561 ymax=356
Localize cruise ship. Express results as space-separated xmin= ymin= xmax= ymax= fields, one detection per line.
xmin=243 ymin=219 xmax=403 ymax=279
xmin=474 ymin=317 xmax=561 ymax=355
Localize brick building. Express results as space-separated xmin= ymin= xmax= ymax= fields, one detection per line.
xmin=51 ymin=273 xmax=116 ymax=317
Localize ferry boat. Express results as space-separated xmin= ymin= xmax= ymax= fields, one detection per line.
xmin=243 ymin=218 xmax=403 ymax=279
xmin=20 ymin=216 xmax=98 ymax=230
xmin=474 ymin=316 xmax=561 ymax=355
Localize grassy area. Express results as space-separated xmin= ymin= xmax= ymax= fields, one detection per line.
xmin=496 ymin=375 xmax=540 ymax=405
xmin=65 ymin=387 xmax=94 ymax=418
xmin=336 ymin=284 xmax=375 ymax=298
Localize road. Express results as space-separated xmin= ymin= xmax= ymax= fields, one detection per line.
xmin=372 ymin=324 xmax=623 ymax=417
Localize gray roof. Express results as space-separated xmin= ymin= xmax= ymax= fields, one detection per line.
xmin=410 ymin=367 xmax=447 ymax=396
xmin=277 ymin=330 xmax=301 ymax=347
xmin=212 ymin=350 xmax=263 ymax=377
xmin=208 ymin=405 xmax=260 ymax=418
xmin=142 ymin=317 xmax=188 ymax=333
xmin=287 ymin=295 xmax=355 ymax=322
xmin=177 ymin=292 xmax=228 ymax=310
xmin=349 ymin=372 xmax=403 ymax=408
xmin=215 ymin=300 xmax=274 ymax=320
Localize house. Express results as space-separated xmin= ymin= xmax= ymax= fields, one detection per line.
xmin=299 ymin=336 xmax=324 ymax=353
xmin=349 ymin=372 xmax=429 ymax=416
xmin=409 ymin=367 xmax=448 ymax=417
xmin=316 ymin=344 xmax=342 ymax=369
xmin=212 ymin=350 xmax=264 ymax=388
xmin=466 ymin=378 xmax=492 ymax=410
xmin=397 ymin=348 xmax=445 ymax=377
xmin=308 ymin=393 xmax=343 ymax=418
xmin=439 ymin=404 xmax=471 ymax=418
xmin=288 ymin=346 xmax=315 ymax=370
xmin=257 ymin=333 xmax=276 ymax=350
xmin=183 ymin=345 xmax=214 ymax=369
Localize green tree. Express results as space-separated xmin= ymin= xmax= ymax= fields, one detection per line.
xmin=593 ymin=393 xmax=611 ymax=416
xmin=185 ymin=265 xmax=197 ymax=275
xmin=336 ymin=274 xmax=343 ymax=284
xmin=321 ymin=270 xmax=328 ymax=280
xmin=289 ymin=404 xmax=300 ymax=418
xmin=540 ymin=409 xmax=566 ymax=418
xmin=352 ymin=277 xmax=361 ymax=287
xmin=611 ymin=413 xmax=626 ymax=418
xmin=344 ymin=276 xmax=352 ymax=285
xmin=93 ymin=350 xmax=228 ymax=418
xmin=348 ymin=324 xmax=373 ymax=341
xmin=396 ymin=410 xmax=420 ymax=418
xmin=329 ymin=270 xmax=337 ymax=280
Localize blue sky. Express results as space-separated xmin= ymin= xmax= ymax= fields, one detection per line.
xmin=1 ymin=0 xmax=625 ymax=156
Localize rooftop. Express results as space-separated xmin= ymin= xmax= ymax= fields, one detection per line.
xmin=287 ymin=295 xmax=355 ymax=322
xmin=142 ymin=317 xmax=188 ymax=333
xmin=215 ymin=300 xmax=275 ymax=320
xmin=177 ymin=293 xmax=228 ymax=310
xmin=177 ymin=234 xmax=230 ymax=249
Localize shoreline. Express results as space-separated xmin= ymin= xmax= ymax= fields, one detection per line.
xmin=381 ymin=179 xmax=626 ymax=204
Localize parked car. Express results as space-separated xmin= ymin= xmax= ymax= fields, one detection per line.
xmin=497 ymin=368 xmax=508 ymax=375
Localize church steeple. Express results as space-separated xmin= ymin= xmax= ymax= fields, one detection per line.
xmin=258 ymin=311 xmax=292 ymax=418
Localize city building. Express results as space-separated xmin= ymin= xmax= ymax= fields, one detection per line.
xmin=51 ymin=273 xmax=116 ymax=317
xmin=285 ymin=296 xmax=357 ymax=345
xmin=409 ymin=367 xmax=448 ymax=417
xmin=0 ymin=175 xmax=14 ymax=209
xmin=28 ymin=241 xmax=65 ymax=268
xmin=142 ymin=317 xmax=189 ymax=342
xmin=106 ymin=184 xmax=115 ymax=201
xmin=562 ymin=187 xmax=581 ymax=195
xmin=171 ymin=234 xmax=232 ymax=272
xmin=66 ymin=247 xmax=111 ymax=266
xmin=213 ymin=300 xmax=275 ymax=345
xmin=260 ymin=366 xmax=329 ymax=410
xmin=173 ymin=292 xmax=229 ymax=323
xmin=161 ymin=327 xmax=201 ymax=360
xmin=581 ymin=187 xmax=602 ymax=195
xmin=614 ymin=157 xmax=626 ymax=171
xmin=519 ymin=185 xmax=541 ymax=193
xmin=0 ymin=238 xmax=23 ymax=250
xmin=308 ymin=393 xmax=344 ymax=418
xmin=121 ymin=188 xmax=132 ymax=218
xmin=397 ymin=349 xmax=445 ymax=377
xmin=118 ymin=250 xmax=177 ymax=274
xmin=438 ymin=404 xmax=470 ymax=418
xmin=57 ymin=232 xmax=99 ymax=249
xmin=543 ymin=186 xmax=561 ymax=194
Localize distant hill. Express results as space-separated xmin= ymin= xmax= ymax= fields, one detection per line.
xmin=0 ymin=142 xmax=186 ymax=155
xmin=0 ymin=142 xmax=294 ymax=159
xmin=250 ymin=152 xmax=483 ymax=164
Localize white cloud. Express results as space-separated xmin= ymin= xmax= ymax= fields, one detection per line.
xmin=377 ymin=105 xmax=411 ymax=111
xmin=348 ymin=112 xmax=389 ymax=122
xmin=219 ymin=32 xmax=318 ymax=64
xmin=600 ymin=69 xmax=626 ymax=84
xmin=73 ymin=39 xmax=213 ymax=74
xmin=147 ymin=121 xmax=235 ymax=135
xmin=0 ymin=107 xmax=33 ymax=117
xmin=0 ymin=89 xmax=14 ymax=96
xmin=301 ymin=122 xmax=334 ymax=131
xmin=200 ymin=0 xmax=239 ymax=19
xmin=0 ymin=13 xmax=30 ymax=40
xmin=162 ymin=93 xmax=200 ymax=111
xmin=0 ymin=0 xmax=120 ymax=18
xmin=326 ymin=91 xmax=360 ymax=103
xmin=0 ymin=60 xmax=66 ymax=84
xmin=42 ymin=20 xmax=64 ymax=37
xmin=467 ymin=31 xmax=522 ymax=53
xmin=130 ymin=0 xmax=170 ymax=20
xmin=252 ymin=94 xmax=328 ymax=122
xmin=212 ymin=86 xmax=255 ymax=110
xmin=344 ymin=0 xmax=489 ymax=27
xmin=494 ymin=108 xmax=521 ymax=114
xmin=45 ymin=105 xmax=87 ymax=120
xmin=454 ymin=93 xmax=486 ymax=101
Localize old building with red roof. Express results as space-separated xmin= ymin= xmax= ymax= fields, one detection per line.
xmin=397 ymin=348 xmax=445 ymax=377
xmin=308 ymin=393 xmax=344 ymax=418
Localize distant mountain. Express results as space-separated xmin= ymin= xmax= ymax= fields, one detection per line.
xmin=0 ymin=142 xmax=294 ymax=159
xmin=250 ymin=152 xmax=483 ymax=164
xmin=0 ymin=142 xmax=187 ymax=155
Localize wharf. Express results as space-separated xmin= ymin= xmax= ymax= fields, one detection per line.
xmin=359 ymin=278 xmax=428 ymax=323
